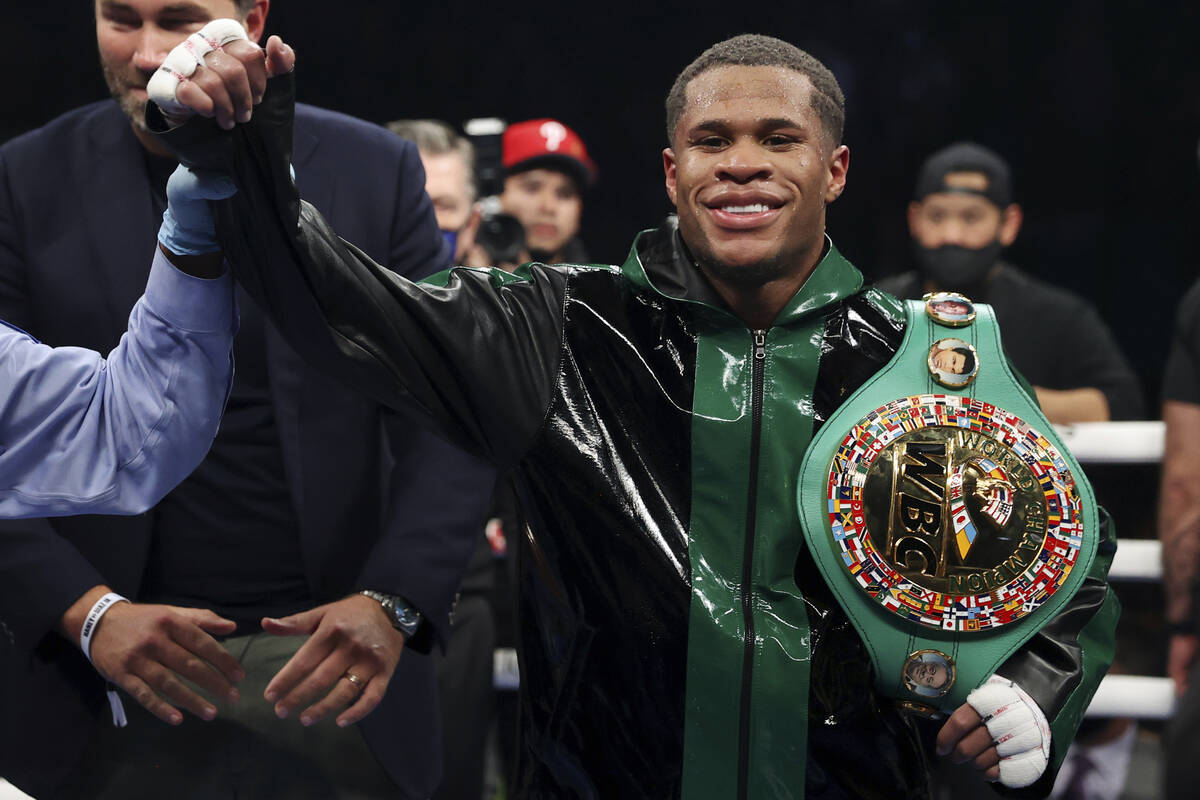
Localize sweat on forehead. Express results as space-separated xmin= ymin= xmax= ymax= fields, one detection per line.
xmin=664 ymin=34 xmax=845 ymax=145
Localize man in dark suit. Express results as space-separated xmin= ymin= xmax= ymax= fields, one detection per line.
xmin=0 ymin=1 xmax=492 ymax=798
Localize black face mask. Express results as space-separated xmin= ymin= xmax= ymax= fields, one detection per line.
xmin=912 ymin=241 xmax=1002 ymax=292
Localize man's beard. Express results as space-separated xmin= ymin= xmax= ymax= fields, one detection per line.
xmin=686 ymin=228 xmax=817 ymax=290
xmin=678 ymin=210 xmax=823 ymax=291
xmin=693 ymin=250 xmax=793 ymax=289
xmin=101 ymin=58 xmax=152 ymax=133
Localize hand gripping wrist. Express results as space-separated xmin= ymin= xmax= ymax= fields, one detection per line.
xmin=159 ymin=164 xmax=238 ymax=256
xmin=966 ymin=674 xmax=1052 ymax=788
xmin=147 ymin=19 xmax=253 ymax=123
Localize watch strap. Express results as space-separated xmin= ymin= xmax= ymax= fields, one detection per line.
xmin=358 ymin=590 xmax=423 ymax=640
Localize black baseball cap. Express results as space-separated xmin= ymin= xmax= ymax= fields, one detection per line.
xmin=913 ymin=142 xmax=1013 ymax=208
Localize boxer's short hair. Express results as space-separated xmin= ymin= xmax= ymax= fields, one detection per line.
xmin=665 ymin=34 xmax=845 ymax=148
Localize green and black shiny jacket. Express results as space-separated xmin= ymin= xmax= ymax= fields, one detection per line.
xmin=161 ymin=74 xmax=1118 ymax=800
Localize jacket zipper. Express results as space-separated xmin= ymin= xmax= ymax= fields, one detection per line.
xmin=737 ymin=329 xmax=767 ymax=800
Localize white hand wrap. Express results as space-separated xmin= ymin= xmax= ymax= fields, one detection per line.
xmin=966 ymin=675 xmax=1052 ymax=788
xmin=147 ymin=19 xmax=252 ymax=118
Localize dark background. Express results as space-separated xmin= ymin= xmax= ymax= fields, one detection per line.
xmin=4 ymin=0 xmax=1199 ymax=410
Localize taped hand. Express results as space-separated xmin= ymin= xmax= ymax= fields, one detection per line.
xmin=966 ymin=674 xmax=1052 ymax=788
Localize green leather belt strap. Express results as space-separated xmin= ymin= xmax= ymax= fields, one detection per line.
xmin=796 ymin=299 xmax=1099 ymax=714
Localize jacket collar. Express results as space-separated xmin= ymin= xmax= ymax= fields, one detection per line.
xmin=620 ymin=217 xmax=864 ymax=327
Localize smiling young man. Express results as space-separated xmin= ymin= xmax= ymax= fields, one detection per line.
xmin=153 ymin=32 xmax=1117 ymax=799
xmin=663 ymin=60 xmax=847 ymax=328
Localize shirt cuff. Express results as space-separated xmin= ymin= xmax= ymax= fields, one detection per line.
xmin=144 ymin=247 xmax=235 ymax=333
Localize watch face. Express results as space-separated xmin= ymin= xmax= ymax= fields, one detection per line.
xmin=379 ymin=598 xmax=399 ymax=621
xmin=362 ymin=590 xmax=420 ymax=633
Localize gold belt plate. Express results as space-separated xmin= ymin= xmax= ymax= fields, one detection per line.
xmin=826 ymin=395 xmax=1084 ymax=631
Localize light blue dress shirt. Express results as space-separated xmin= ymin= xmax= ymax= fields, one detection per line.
xmin=0 ymin=248 xmax=235 ymax=518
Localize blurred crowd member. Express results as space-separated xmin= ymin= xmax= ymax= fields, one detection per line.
xmin=465 ymin=213 xmax=531 ymax=272
xmin=389 ymin=116 xmax=500 ymax=800
xmin=500 ymin=118 xmax=596 ymax=263
xmin=387 ymin=119 xmax=481 ymax=264
xmin=1160 ymin=278 xmax=1200 ymax=800
xmin=1045 ymin=718 xmax=1153 ymax=800
xmin=878 ymin=142 xmax=1143 ymax=423
xmin=0 ymin=2 xmax=491 ymax=799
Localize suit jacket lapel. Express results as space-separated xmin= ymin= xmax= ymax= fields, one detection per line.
xmin=81 ymin=104 xmax=160 ymax=336
xmin=292 ymin=120 xmax=326 ymax=208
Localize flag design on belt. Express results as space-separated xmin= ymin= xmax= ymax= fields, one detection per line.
xmin=947 ymin=466 xmax=978 ymax=560
xmin=972 ymin=458 xmax=1015 ymax=527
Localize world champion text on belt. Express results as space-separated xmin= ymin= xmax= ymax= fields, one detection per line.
xmin=825 ymin=394 xmax=1084 ymax=632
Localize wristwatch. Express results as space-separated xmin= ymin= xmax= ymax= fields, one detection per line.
xmin=359 ymin=590 xmax=423 ymax=640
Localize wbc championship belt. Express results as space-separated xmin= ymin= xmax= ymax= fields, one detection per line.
xmin=797 ymin=293 xmax=1098 ymax=716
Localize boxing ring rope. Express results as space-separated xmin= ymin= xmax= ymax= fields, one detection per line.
xmin=1054 ymin=420 xmax=1165 ymax=465
xmin=1058 ymin=421 xmax=1174 ymax=718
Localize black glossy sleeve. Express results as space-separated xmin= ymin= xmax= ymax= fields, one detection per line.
xmin=155 ymin=73 xmax=566 ymax=467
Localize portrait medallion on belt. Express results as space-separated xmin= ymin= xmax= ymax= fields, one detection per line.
xmin=928 ymin=338 xmax=979 ymax=389
xmin=923 ymin=292 xmax=977 ymax=328
xmin=825 ymin=395 xmax=1084 ymax=631
xmin=902 ymin=649 xmax=956 ymax=698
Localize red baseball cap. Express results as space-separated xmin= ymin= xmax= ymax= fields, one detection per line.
xmin=502 ymin=119 xmax=597 ymax=189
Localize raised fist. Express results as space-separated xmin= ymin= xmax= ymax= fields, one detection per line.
xmin=148 ymin=19 xmax=295 ymax=130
